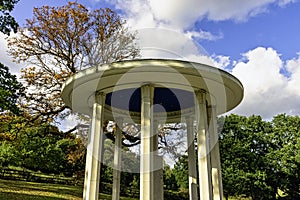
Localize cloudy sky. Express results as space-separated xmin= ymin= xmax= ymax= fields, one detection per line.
xmin=1 ymin=0 xmax=300 ymax=120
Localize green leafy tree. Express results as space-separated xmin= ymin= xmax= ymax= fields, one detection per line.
xmin=63 ymin=137 xmax=86 ymax=177
xmin=0 ymin=63 xmax=24 ymax=114
xmin=173 ymin=155 xmax=189 ymax=189
xmin=0 ymin=141 xmax=16 ymax=166
xmin=0 ymin=112 xmax=86 ymax=176
xmin=163 ymin=164 xmax=179 ymax=191
xmin=219 ymin=114 xmax=276 ymax=200
xmin=0 ymin=0 xmax=19 ymax=35
xmin=267 ymin=114 xmax=300 ymax=199
xmin=12 ymin=123 xmax=65 ymax=173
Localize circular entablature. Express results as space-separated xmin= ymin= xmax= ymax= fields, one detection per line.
xmin=61 ymin=59 xmax=244 ymax=122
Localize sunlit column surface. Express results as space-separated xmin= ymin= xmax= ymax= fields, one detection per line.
xmin=196 ymin=90 xmax=213 ymax=200
xmin=208 ymin=106 xmax=224 ymax=200
xmin=186 ymin=116 xmax=198 ymax=200
xmin=83 ymin=92 xmax=105 ymax=200
xmin=140 ymin=84 xmax=154 ymax=200
xmin=112 ymin=117 xmax=123 ymax=200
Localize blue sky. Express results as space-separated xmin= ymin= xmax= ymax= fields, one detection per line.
xmin=11 ymin=0 xmax=300 ymax=61
xmin=200 ymin=2 xmax=300 ymax=62
xmin=1 ymin=0 xmax=300 ymax=120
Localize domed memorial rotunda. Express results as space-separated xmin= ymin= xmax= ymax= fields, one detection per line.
xmin=61 ymin=58 xmax=243 ymax=200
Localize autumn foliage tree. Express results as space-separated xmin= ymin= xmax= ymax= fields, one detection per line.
xmin=8 ymin=2 xmax=139 ymax=124
xmin=7 ymin=1 xmax=185 ymax=153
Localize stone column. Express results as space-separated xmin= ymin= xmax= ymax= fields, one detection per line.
xmin=186 ymin=116 xmax=198 ymax=200
xmin=195 ymin=90 xmax=213 ymax=200
xmin=112 ymin=117 xmax=123 ymax=200
xmin=140 ymin=84 xmax=154 ymax=200
xmin=208 ymin=106 xmax=223 ymax=200
xmin=83 ymin=92 xmax=105 ymax=200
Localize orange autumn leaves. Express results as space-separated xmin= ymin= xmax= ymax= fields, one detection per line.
xmin=7 ymin=2 xmax=139 ymax=124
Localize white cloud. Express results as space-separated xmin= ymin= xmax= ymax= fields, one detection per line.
xmin=186 ymin=30 xmax=223 ymax=41
xmin=229 ymin=47 xmax=300 ymax=118
xmin=278 ymin=0 xmax=297 ymax=6
xmin=112 ymin=0 xmax=297 ymax=30
xmin=59 ymin=114 xmax=80 ymax=132
xmin=136 ymin=27 xmax=235 ymax=69
xmin=201 ymin=0 xmax=271 ymax=21
xmin=0 ymin=33 xmax=22 ymax=76
xmin=211 ymin=55 xmax=231 ymax=70
xmin=113 ymin=0 xmax=157 ymax=29
xmin=286 ymin=53 xmax=300 ymax=94
xmin=136 ymin=27 xmax=244 ymax=72
xmin=136 ymin=27 xmax=216 ymax=65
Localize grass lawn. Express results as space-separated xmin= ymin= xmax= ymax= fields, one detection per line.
xmin=0 ymin=178 xmax=254 ymax=200
xmin=0 ymin=179 xmax=137 ymax=200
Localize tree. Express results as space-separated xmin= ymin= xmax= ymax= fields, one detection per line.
xmin=0 ymin=0 xmax=19 ymax=35
xmin=0 ymin=112 xmax=86 ymax=175
xmin=173 ymin=155 xmax=189 ymax=189
xmin=0 ymin=63 xmax=24 ymax=114
xmin=7 ymin=1 xmax=188 ymax=155
xmin=267 ymin=114 xmax=300 ymax=199
xmin=164 ymin=164 xmax=179 ymax=191
xmin=7 ymin=2 xmax=139 ymax=124
xmin=0 ymin=140 xmax=16 ymax=166
xmin=219 ymin=114 xmax=276 ymax=200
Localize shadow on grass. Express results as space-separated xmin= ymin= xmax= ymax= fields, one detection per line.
xmin=0 ymin=179 xmax=82 ymax=199
xmin=0 ymin=192 xmax=64 ymax=200
xmin=0 ymin=179 xmax=138 ymax=200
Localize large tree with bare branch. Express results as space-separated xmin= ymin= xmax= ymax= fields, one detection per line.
xmin=8 ymin=2 xmax=139 ymax=124
xmin=7 ymin=2 xmax=185 ymax=154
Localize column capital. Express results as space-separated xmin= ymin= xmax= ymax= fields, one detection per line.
xmin=195 ymin=89 xmax=207 ymax=104
xmin=195 ymin=89 xmax=207 ymax=95
xmin=185 ymin=115 xmax=194 ymax=123
xmin=141 ymin=84 xmax=154 ymax=101
xmin=140 ymin=82 xmax=154 ymax=87
xmin=95 ymin=90 xmax=105 ymax=96
xmin=207 ymin=104 xmax=217 ymax=109
xmin=95 ymin=91 xmax=105 ymax=104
